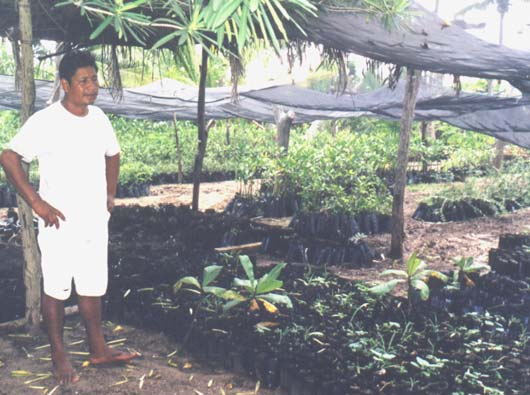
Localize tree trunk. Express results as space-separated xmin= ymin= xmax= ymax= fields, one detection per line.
xmin=493 ymin=11 xmax=506 ymax=169
xmin=47 ymin=42 xmax=63 ymax=105
xmin=172 ymin=113 xmax=184 ymax=184
xmin=420 ymin=121 xmax=435 ymax=172
xmin=225 ymin=120 xmax=230 ymax=145
xmin=191 ymin=48 xmax=209 ymax=211
xmin=18 ymin=0 xmax=41 ymax=334
xmin=390 ymin=68 xmax=422 ymax=260
xmin=273 ymin=106 xmax=295 ymax=155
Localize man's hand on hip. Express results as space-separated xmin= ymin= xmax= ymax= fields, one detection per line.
xmin=32 ymin=198 xmax=66 ymax=229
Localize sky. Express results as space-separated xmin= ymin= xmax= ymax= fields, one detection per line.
xmin=416 ymin=0 xmax=530 ymax=50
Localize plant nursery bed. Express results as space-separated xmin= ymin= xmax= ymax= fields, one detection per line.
xmin=2 ymin=182 xmax=530 ymax=394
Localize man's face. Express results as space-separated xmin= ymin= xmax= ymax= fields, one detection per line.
xmin=61 ymin=66 xmax=99 ymax=107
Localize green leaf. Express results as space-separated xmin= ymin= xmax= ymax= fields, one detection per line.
xmin=89 ymin=16 xmax=113 ymax=40
xmin=249 ymin=0 xmax=259 ymax=12
xmin=258 ymin=3 xmax=281 ymax=53
xmin=223 ymin=299 xmax=244 ymax=312
xmin=120 ymin=0 xmax=148 ymax=12
xmin=238 ymin=255 xmax=255 ymax=285
xmin=406 ymin=252 xmax=423 ymax=277
xmin=259 ymin=293 xmax=293 ymax=308
xmin=209 ymin=0 xmax=242 ymax=29
xmin=203 ymin=286 xmax=228 ymax=297
xmin=236 ymin=3 xmax=250 ymax=49
xmin=219 ymin=290 xmax=247 ymax=301
xmin=263 ymin=0 xmax=288 ymax=40
xmin=411 ymin=279 xmax=430 ymax=301
xmin=368 ymin=279 xmax=404 ymax=296
xmin=233 ymin=278 xmax=252 ymax=289
xmin=256 ymin=279 xmax=283 ymax=295
xmin=202 ymin=265 xmax=223 ymax=288
xmin=256 ymin=262 xmax=287 ymax=294
xmin=174 ymin=276 xmax=201 ymax=293
xmin=212 ymin=0 xmax=224 ymax=11
xmin=152 ymin=31 xmax=179 ymax=50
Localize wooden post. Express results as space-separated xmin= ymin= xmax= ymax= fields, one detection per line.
xmin=172 ymin=113 xmax=184 ymax=184
xmin=225 ymin=119 xmax=230 ymax=145
xmin=47 ymin=42 xmax=63 ymax=105
xmin=273 ymin=105 xmax=295 ymax=155
xmin=17 ymin=0 xmax=42 ymax=334
xmin=192 ymin=47 xmax=209 ymax=211
xmin=390 ymin=68 xmax=421 ymax=260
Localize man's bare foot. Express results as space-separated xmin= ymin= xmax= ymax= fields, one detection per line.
xmin=52 ymin=352 xmax=79 ymax=385
xmin=88 ymin=348 xmax=139 ymax=366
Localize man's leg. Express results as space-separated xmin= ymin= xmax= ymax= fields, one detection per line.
xmin=42 ymin=293 xmax=79 ymax=384
xmin=78 ymin=295 xmax=138 ymax=364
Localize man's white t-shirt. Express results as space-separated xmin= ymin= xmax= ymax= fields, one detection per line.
xmin=8 ymin=101 xmax=120 ymax=224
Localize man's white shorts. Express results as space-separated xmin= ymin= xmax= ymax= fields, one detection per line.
xmin=38 ymin=214 xmax=110 ymax=301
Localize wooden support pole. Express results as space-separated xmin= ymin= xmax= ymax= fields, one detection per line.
xmin=18 ymin=0 xmax=42 ymax=334
xmin=390 ymin=68 xmax=421 ymax=260
xmin=192 ymin=47 xmax=209 ymax=211
xmin=273 ymin=105 xmax=295 ymax=155
xmin=172 ymin=113 xmax=184 ymax=184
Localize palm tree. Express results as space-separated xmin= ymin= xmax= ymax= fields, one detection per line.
xmin=60 ymin=0 xmax=411 ymax=210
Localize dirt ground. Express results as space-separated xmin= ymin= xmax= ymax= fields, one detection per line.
xmin=0 ymin=317 xmax=274 ymax=395
xmin=2 ymin=179 xmax=530 ymax=394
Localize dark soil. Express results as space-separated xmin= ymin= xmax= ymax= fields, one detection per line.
xmin=2 ymin=180 xmax=530 ymax=394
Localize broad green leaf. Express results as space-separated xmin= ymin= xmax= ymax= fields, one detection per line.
xmin=203 ymin=286 xmax=228 ymax=297
xmin=259 ymin=293 xmax=293 ymax=309
xmin=202 ymin=265 xmax=223 ymax=288
xmin=411 ymin=279 xmax=430 ymax=301
xmin=256 ymin=279 xmax=283 ymax=295
xmin=233 ymin=278 xmax=252 ymax=289
xmin=424 ymin=270 xmax=449 ymax=283
xmin=406 ymin=252 xmax=423 ymax=276
xmin=256 ymin=262 xmax=287 ymax=294
xmin=238 ymin=255 xmax=255 ymax=285
xmin=220 ymin=290 xmax=246 ymax=301
xmin=209 ymin=0 xmax=242 ymax=29
xmin=368 ymin=279 xmax=404 ymax=296
xmin=174 ymin=276 xmax=201 ymax=293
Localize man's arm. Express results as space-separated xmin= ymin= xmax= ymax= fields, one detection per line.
xmin=105 ymin=153 xmax=120 ymax=213
xmin=0 ymin=149 xmax=65 ymax=228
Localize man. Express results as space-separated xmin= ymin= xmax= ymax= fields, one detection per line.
xmin=0 ymin=50 xmax=137 ymax=385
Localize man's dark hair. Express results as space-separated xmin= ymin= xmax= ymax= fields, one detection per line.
xmin=59 ymin=50 xmax=98 ymax=83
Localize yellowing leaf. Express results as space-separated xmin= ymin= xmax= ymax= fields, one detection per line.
xmin=183 ymin=362 xmax=193 ymax=369
xmin=113 ymin=325 xmax=124 ymax=333
xmin=249 ymin=299 xmax=259 ymax=311
xmin=260 ymin=299 xmax=278 ymax=314
xmin=81 ymin=361 xmax=91 ymax=368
